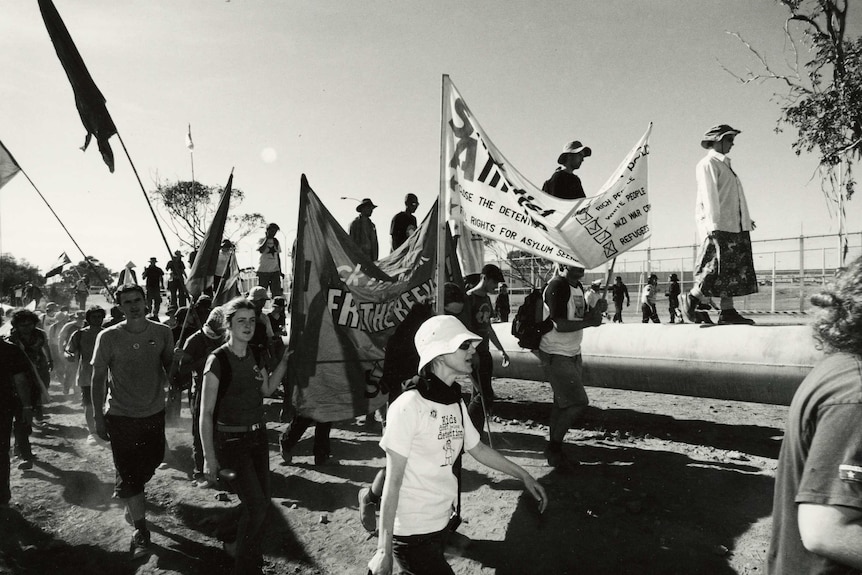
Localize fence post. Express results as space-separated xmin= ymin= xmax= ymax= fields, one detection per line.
xmin=769 ymin=251 xmax=776 ymax=313
xmin=799 ymin=235 xmax=805 ymax=313
xmin=822 ymin=247 xmax=827 ymax=285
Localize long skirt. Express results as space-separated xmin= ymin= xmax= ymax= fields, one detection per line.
xmin=693 ymin=231 xmax=758 ymax=297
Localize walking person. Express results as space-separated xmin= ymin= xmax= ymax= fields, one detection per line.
xmin=538 ymin=264 xmax=606 ymax=469
xmin=367 ymin=315 xmax=547 ymax=575
xmin=665 ymin=273 xmax=683 ymax=324
xmin=200 ymin=297 xmax=289 ymax=574
xmin=610 ymin=276 xmax=630 ymax=323
xmin=641 ymin=274 xmax=660 ymax=323
xmin=683 ymin=124 xmax=757 ymax=325
xmin=64 ymin=306 xmax=106 ymax=445
xmin=91 ymin=284 xmax=175 ymax=560
xmin=142 ymin=257 xmax=165 ymax=318
xmin=495 ymin=283 xmax=510 ymax=323
xmin=1 ymin=338 xmax=33 ymax=505
xmin=74 ymin=275 xmax=90 ymax=310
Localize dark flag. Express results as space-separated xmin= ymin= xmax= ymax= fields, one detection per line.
xmin=45 ymin=252 xmax=71 ymax=278
xmin=213 ymin=251 xmax=241 ymax=306
xmin=186 ymin=172 xmax=233 ymax=299
xmin=38 ymin=0 xmax=118 ymax=172
xmin=0 ymin=140 xmax=21 ymax=190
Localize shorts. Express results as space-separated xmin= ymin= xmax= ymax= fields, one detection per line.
xmin=105 ymin=410 xmax=165 ymax=499
xmin=537 ymin=351 xmax=589 ymax=409
xmin=80 ymin=386 xmax=92 ymax=409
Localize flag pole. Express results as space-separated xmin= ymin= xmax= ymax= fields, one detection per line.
xmin=436 ymin=74 xmax=449 ymax=315
xmin=115 ymin=132 xmax=185 ymax=274
xmin=17 ymin=168 xmax=114 ymax=300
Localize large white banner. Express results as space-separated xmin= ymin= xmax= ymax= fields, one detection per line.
xmin=443 ymin=76 xmax=652 ymax=269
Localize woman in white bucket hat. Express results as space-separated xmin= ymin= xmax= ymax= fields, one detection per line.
xmin=367 ymin=315 xmax=547 ymax=575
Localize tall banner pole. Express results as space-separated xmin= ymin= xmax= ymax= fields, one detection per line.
xmin=436 ymin=75 xmax=449 ymax=314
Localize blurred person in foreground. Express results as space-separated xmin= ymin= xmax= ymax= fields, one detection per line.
xmin=200 ymin=297 xmax=289 ymax=575
xmin=767 ymin=255 xmax=862 ymax=573
xmin=0 ymin=338 xmax=32 ymax=505
xmin=368 ymin=315 xmax=546 ymax=575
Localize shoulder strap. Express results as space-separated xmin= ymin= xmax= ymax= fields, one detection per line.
xmin=213 ymin=348 xmax=233 ymax=421
xmin=454 ymin=400 xmax=465 ymax=516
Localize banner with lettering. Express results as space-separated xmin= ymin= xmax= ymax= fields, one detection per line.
xmin=288 ymin=175 xmax=453 ymax=422
xmin=443 ymin=76 xmax=652 ymax=269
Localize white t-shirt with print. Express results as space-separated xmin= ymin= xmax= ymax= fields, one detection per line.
xmin=380 ymin=390 xmax=480 ymax=536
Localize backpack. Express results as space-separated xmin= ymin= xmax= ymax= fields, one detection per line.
xmin=511 ymin=288 xmax=553 ymax=350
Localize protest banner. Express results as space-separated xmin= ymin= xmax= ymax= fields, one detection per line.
xmin=288 ymin=175 xmax=455 ymax=422
xmin=443 ymin=75 xmax=652 ymax=269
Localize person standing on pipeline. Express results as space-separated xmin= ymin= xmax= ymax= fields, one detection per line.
xmin=683 ymin=124 xmax=757 ymax=325
xmin=542 ymin=140 xmax=591 ymax=200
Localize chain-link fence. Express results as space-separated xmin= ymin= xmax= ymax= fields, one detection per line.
xmin=495 ymin=232 xmax=861 ymax=313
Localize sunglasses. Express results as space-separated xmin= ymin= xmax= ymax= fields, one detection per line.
xmin=457 ymin=341 xmax=476 ymax=351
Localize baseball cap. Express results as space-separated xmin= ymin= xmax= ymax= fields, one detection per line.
xmin=557 ymin=140 xmax=592 ymax=164
xmin=415 ymin=315 xmax=482 ymax=373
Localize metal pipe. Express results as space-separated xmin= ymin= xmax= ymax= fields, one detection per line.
xmin=491 ymin=323 xmax=822 ymax=406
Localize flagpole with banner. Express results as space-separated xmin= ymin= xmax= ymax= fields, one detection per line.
xmin=436 ymin=75 xmax=449 ymax=314
xmin=0 ymin=139 xmax=114 ymax=299
xmin=38 ymin=0 xmax=181 ymax=276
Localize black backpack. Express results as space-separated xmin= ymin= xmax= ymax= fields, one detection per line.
xmin=511 ymin=288 xmax=553 ymax=350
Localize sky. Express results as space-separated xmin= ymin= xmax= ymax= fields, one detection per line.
xmin=1 ymin=0 xmax=859 ymax=277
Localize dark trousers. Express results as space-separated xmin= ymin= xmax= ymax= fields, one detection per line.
xmin=1 ymin=409 xmax=12 ymax=504
xmin=279 ymin=415 xmax=331 ymax=459
xmin=468 ymin=348 xmax=493 ymax=434
xmin=12 ymin=402 xmax=32 ymax=461
xmin=145 ymin=289 xmax=162 ymax=316
xmin=613 ymin=300 xmax=624 ymax=323
xmin=393 ymin=529 xmax=455 ymax=575
xmin=641 ymin=303 xmax=660 ymax=323
xmin=191 ymin=385 xmax=204 ymax=475
xmin=217 ymin=428 xmax=270 ymax=575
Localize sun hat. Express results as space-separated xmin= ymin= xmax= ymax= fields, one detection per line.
xmin=203 ymin=306 xmax=226 ymax=337
xmin=250 ymin=286 xmax=269 ymax=301
xmin=356 ymin=198 xmax=378 ymax=212
xmin=149 ymin=257 xmax=157 ymax=262
xmin=557 ymin=140 xmax=592 ymax=164
xmin=415 ymin=315 xmax=482 ymax=373
xmin=669 ymin=273 xmax=679 ymax=281
xmin=700 ymin=124 xmax=741 ymax=149
xmin=590 ymin=279 xmax=603 ymax=287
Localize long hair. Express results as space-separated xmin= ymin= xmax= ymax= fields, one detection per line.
xmin=811 ymin=255 xmax=862 ymax=356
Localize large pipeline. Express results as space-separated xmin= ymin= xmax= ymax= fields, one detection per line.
xmin=490 ymin=322 xmax=823 ymax=406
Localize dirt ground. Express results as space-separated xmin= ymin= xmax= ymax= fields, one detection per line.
xmin=0 ymin=373 xmax=788 ymax=575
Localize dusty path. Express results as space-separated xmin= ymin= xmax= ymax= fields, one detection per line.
xmin=1 ymin=378 xmax=786 ymax=574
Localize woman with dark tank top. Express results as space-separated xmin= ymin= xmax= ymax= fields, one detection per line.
xmin=200 ymin=297 xmax=288 ymax=575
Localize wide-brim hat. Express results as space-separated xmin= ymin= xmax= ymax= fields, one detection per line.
xmin=701 ymin=124 xmax=741 ymax=148
xmin=149 ymin=257 xmax=157 ymax=262
xmin=415 ymin=315 xmax=482 ymax=373
xmin=557 ymin=140 xmax=592 ymax=164
xmin=356 ymin=198 xmax=378 ymax=212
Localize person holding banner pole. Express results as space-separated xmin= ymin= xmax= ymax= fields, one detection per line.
xmin=542 ymin=140 xmax=592 ymax=200
xmin=465 ymin=264 xmax=509 ymax=439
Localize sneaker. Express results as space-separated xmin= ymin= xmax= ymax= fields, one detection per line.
xmin=357 ymin=487 xmax=377 ymax=533
xmin=17 ymin=459 xmax=33 ymax=471
xmin=87 ymin=434 xmax=98 ymax=446
xmin=718 ymin=309 xmax=755 ymax=325
xmin=683 ymin=293 xmax=699 ymax=323
xmin=130 ymin=528 xmax=151 ymax=560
